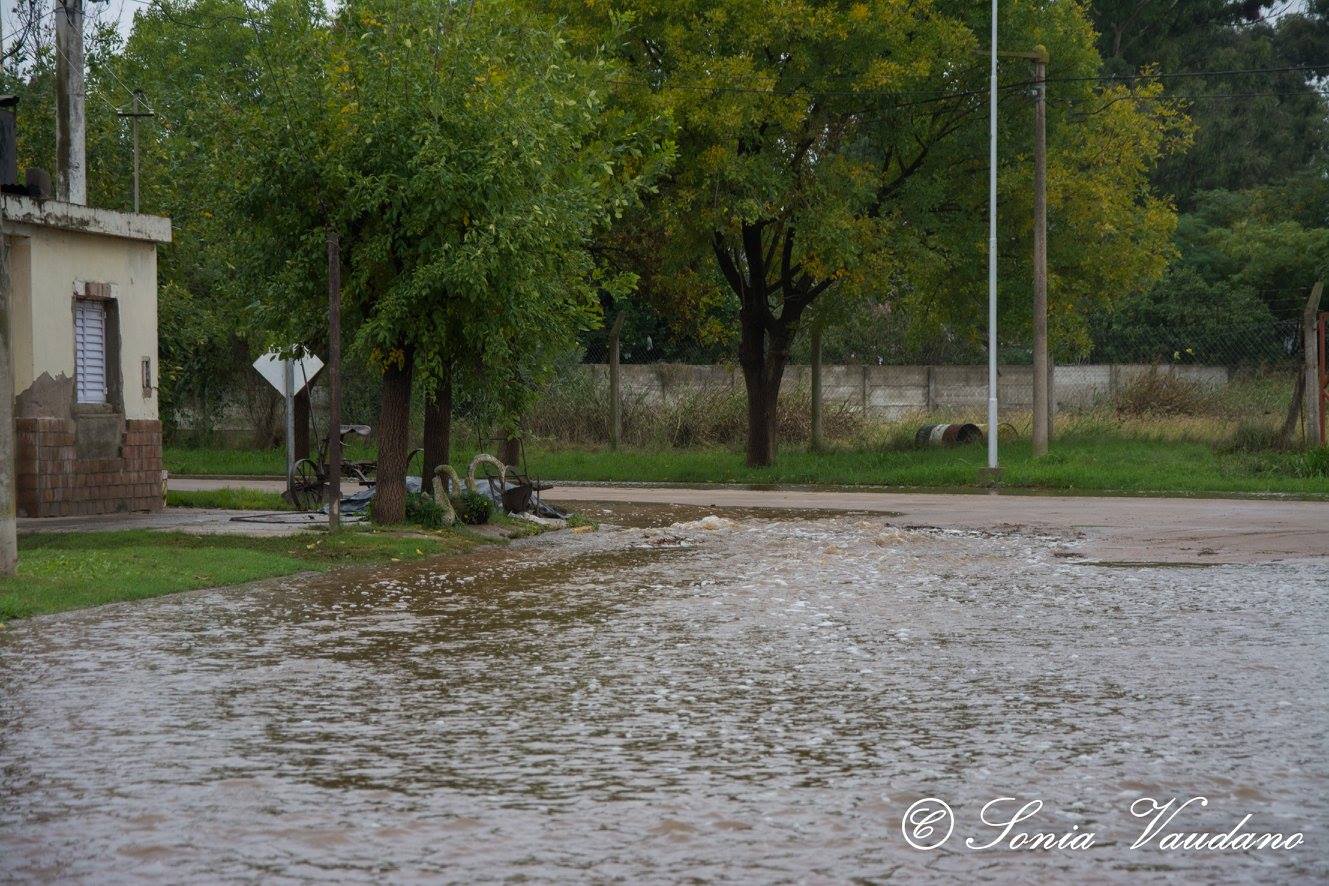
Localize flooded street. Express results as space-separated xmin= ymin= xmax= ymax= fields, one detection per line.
xmin=1 ymin=510 xmax=1326 ymax=882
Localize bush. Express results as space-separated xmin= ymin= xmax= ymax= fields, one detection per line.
xmin=1113 ymin=370 xmax=1215 ymax=417
xmin=404 ymin=491 xmax=449 ymax=529
xmin=1302 ymin=447 xmax=1329 ymax=478
xmin=1223 ymin=421 xmax=1286 ymax=453
xmin=454 ymin=490 xmax=492 ymax=525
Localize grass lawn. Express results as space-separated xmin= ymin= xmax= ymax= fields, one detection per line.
xmin=0 ymin=528 xmax=486 ymax=621
xmin=165 ymin=440 xmax=378 ymax=476
xmin=166 ymin=434 xmax=1329 ymax=496
xmin=167 ymin=488 xmax=291 ymax=510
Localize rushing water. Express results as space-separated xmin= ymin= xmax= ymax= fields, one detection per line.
xmin=1 ymin=511 xmax=1325 ymax=883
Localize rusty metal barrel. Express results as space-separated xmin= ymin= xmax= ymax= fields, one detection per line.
xmin=915 ymin=423 xmax=984 ymax=447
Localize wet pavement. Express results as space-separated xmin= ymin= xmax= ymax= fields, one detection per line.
xmin=1 ymin=509 xmax=1325 ymax=882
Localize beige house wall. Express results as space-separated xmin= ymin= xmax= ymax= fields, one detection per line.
xmin=2 ymin=195 xmax=171 ymax=517
xmin=8 ymin=224 xmax=161 ymax=419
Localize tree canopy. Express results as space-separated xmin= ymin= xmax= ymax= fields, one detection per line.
xmin=546 ymin=0 xmax=1187 ymax=464
xmin=210 ymin=0 xmax=671 ymax=517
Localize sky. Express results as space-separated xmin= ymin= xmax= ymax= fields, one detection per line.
xmin=3 ymin=0 xmax=1316 ymax=60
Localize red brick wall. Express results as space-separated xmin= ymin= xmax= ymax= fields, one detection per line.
xmin=15 ymin=418 xmax=164 ymax=518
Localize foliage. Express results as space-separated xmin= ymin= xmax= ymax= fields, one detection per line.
xmin=545 ymin=0 xmax=1185 ymax=464
xmin=1091 ymin=264 xmax=1282 ymax=364
xmin=404 ymin=491 xmax=450 ymax=529
xmin=454 ymin=490 xmax=493 ymax=525
xmin=1092 ymin=183 xmax=1329 ymax=361
xmin=218 ymin=0 xmax=670 ymax=404
xmin=204 ymin=0 xmax=672 ymax=520
xmin=1091 ymin=0 xmax=1329 ymax=207
xmin=1224 ymin=421 xmax=1288 ymax=454
xmin=1111 ymin=370 xmax=1216 ymax=416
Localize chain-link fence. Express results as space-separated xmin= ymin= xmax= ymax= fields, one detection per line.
xmin=167 ymin=295 xmax=1321 ymax=453
xmin=524 ymin=310 xmax=1314 ymax=450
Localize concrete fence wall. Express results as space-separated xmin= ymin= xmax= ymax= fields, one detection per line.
xmin=584 ymin=363 xmax=1232 ymax=420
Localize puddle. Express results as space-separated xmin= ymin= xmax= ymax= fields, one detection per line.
xmin=0 ymin=514 xmax=1324 ymax=882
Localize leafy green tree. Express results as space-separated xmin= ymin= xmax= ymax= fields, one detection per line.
xmin=549 ymin=0 xmax=1185 ymax=465
xmin=1091 ymin=0 xmax=1329 ymax=206
xmin=1091 ymin=265 xmax=1280 ymax=363
xmin=1092 ymin=187 xmax=1329 ymax=363
xmin=216 ymin=0 xmax=669 ymax=520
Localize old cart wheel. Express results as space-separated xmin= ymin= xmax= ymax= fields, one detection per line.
xmin=288 ymin=458 xmax=325 ymax=511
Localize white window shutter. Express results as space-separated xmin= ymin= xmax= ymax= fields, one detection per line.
xmin=75 ymin=299 xmax=108 ymax=405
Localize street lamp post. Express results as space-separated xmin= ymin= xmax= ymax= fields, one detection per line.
xmin=986 ymin=0 xmax=999 ymax=480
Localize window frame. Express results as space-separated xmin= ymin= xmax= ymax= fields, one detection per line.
xmin=71 ymin=282 xmax=122 ymax=414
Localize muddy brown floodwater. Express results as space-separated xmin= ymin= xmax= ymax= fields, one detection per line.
xmin=1 ymin=510 xmax=1326 ymax=883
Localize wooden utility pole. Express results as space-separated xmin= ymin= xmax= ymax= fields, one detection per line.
xmin=116 ymin=90 xmax=153 ymax=213
xmin=1031 ymin=46 xmax=1050 ymax=456
xmin=608 ymin=309 xmax=625 ymax=449
xmin=981 ymin=45 xmax=1054 ymax=455
xmin=810 ymin=319 xmax=824 ymax=452
xmin=55 ymin=0 xmax=86 ymax=204
xmin=1303 ymin=280 xmax=1324 ymax=447
xmin=0 ymin=231 xmax=17 ymax=575
xmin=326 ymin=228 xmax=342 ymax=529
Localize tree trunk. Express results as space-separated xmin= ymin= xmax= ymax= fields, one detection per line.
xmin=739 ymin=304 xmax=773 ymax=467
xmin=716 ymin=224 xmax=828 ymax=468
xmin=422 ymin=369 xmax=452 ymax=497
xmin=739 ymin=312 xmax=792 ymax=467
xmin=499 ymin=432 xmax=520 ymax=469
xmin=371 ymin=346 xmax=414 ymax=524
xmin=293 ymin=387 xmax=311 ymax=461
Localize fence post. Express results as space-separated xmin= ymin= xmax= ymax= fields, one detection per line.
xmin=608 ymin=310 xmax=625 ymax=449
xmin=1304 ymin=280 xmax=1324 ymax=447
xmin=1047 ymin=359 xmax=1055 ymax=442
xmin=810 ymin=320 xmax=824 ymax=452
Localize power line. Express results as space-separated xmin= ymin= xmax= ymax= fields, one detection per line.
xmin=1044 ymin=63 xmax=1329 ymax=86
xmin=609 ymin=62 xmax=1329 ymax=103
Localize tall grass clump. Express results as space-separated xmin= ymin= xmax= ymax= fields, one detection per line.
xmin=1112 ymin=369 xmax=1216 ymax=417
xmin=526 ymin=366 xmax=863 ymax=447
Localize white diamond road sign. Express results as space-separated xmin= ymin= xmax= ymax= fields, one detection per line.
xmin=252 ymin=350 xmax=323 ymax=395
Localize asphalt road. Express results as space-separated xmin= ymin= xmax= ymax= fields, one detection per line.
xmin=166 ymin=477 xmax=1329 ymax=564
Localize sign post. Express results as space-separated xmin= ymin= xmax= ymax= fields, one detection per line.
xmin=252 ymin=350 xmax=323 ymax=502
xmin=283 ymin=359 xmax=295 ymax=495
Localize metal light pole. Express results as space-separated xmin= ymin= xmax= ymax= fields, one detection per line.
xmin=326 ymin=228 xmax=342 ymax=529
xmin=986 ymin=0 xmax=999 ymax=477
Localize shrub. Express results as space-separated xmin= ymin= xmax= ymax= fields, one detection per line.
xmin=404 ymin=491 xmax=449 ymax=529
xmin=1301 ymin=447 xmax=1329 ymax=478
xmin=1113 ymin=370 xmax=1215 ymax=417
xmin=454 ymin=490 xmax=493 ymax=525
xmin=1223 ymin=421 xmax=1286 ymax=453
